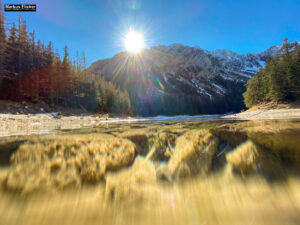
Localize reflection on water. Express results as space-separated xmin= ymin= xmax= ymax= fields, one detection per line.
xmin=0 ymin=119 xmax=299 ymax=225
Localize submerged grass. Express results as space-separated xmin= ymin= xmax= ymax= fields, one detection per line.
xmin=0 ymin=119 xmax=299 ymax=225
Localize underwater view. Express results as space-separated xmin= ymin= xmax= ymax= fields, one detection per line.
xmin=0 ymin=118 xmax=299 ymax=225
xmin=0 ymin=0 xmax=299 ymax=224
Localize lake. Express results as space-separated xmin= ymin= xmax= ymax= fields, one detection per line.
xmin=0 ymin=118 xmax=299 ymax=225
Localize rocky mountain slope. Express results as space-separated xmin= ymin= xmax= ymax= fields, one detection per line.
xmin=88 ymin=44 xmax=281 ymax=115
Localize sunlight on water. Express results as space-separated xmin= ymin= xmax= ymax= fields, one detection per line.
xmin=0 ymin=119 xmax=299 ymax=225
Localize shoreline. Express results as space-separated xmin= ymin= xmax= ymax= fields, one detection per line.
xmin=0 ymin=113 xmax=222 ymax=138
xmin=222 ymin=108 xmax=300 ymax=120
xmin=0 ymin=113 xmax=146 ymax=138
xmin=1 ymin=108 xmax=300 ymax=137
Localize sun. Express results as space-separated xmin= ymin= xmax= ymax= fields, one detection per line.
xmin=124 ymin=30 xmax=144 ymax=53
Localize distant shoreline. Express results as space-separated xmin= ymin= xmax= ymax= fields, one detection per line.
xmin=222 ymin=108 xmax=300 ymax=120
xmin=1 ymin=99 xmax=300 ymax=138
xmin=222 ymin=101 xmax=300 ymax=120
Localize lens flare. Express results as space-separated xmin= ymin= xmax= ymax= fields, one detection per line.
xmin=124 ymin=30 xmax=144 ymax=53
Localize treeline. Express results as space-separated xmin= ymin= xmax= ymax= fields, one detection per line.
xmin=0 ymin=3 xmax=131 ymax=114
xmin=125 ymin=78 xmax=245 ymax=116
xmin=243 ymin=39 xmax=300 ymax=108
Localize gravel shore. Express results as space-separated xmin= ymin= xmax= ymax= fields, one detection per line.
xmin=0 ymin=113 xmax=144 ymax=137
xmin=222 ymin=108 xmax=300 ymax=120
xmin=1 ymin=108 xmax=300 ymax=138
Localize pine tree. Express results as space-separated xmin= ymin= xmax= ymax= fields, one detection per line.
xmin=289 ymin=43 xmax=300 ymax=98
xmin=0 ymin=13 xmax=133 ymax=114
xmin=5 ymin=24 xmax=18 ymax=76
xmin=46 ymin=41 xmax=54 ymax=64
xmin=63 ymin=45 xmax=69 ymax=65
xmin=81 ymin=52 xmax=87 ymax=69
xmin=281 ymin=41 xmax=300 ymax=99
xmin=243 ymin=74 xmax=263 ymax=108
xmin=244 ymin=39 xmax=300 ymax=108
xmin=0 ymin=1 xmax=6 ymax=76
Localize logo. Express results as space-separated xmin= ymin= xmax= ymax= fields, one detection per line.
xmin=5 ymin=4 xmax=36 ymax=12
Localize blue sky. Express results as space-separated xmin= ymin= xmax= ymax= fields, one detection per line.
xmin=2 ymin=0 xmax=300 ymax=65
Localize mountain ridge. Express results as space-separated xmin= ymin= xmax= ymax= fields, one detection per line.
xmin=87 ymin=43 xmax=281 ymax=115
xmin=89 ymin=43 xmax=280 ymax=80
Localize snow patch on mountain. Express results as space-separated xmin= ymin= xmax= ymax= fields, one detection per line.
xmin=212 ymin=83 xmax=226 ymax=95
xmin=89 ymin=43 xmax=282 ymax=102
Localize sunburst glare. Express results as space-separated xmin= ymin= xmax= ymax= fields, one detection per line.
xmin=124 ymin=30 xmax=144 ymax=53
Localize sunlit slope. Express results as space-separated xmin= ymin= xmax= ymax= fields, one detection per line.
xmin=88 ymin=44 xmax=280 ymax=115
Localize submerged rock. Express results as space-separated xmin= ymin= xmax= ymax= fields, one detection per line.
xmin=104 ymin=156 xmax=159 ymax=204
xmin=226 ymin=140 xmax=282 ymax=179
xmin=168 ymin=130 xmax=219 ymax=179
xmin=4 ymin=134 xmax=135 ymax=194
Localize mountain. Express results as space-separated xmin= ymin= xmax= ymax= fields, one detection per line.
xmin=88 ymin=44 xmax=281 ymax=116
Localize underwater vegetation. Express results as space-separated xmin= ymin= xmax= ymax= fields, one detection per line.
xmin=0 ymin=120 xmax=299 ymax=225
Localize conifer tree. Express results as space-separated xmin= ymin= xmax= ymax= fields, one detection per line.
xmin=0 ymin=13 xmax=133 ymax=114
xmin=5 ymin=24 xmax=18 ymax=76
xmin=244 ymin=39 xmax=300 ymax=108
xmin=0 ymin=1 xmax=6 ymax=76
xmin=19 ymin=19 xmax=31 ymax=74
